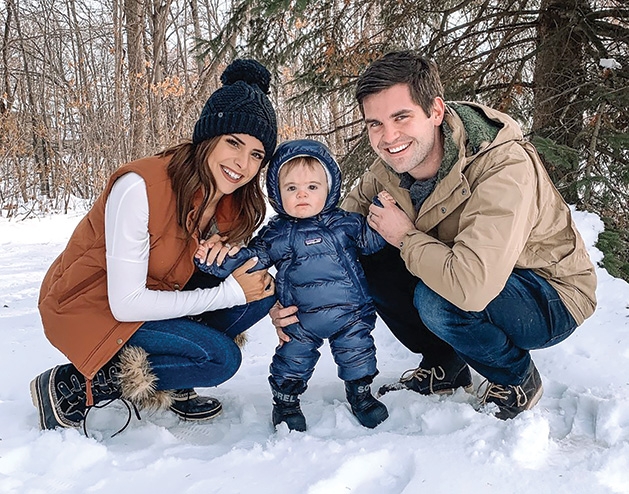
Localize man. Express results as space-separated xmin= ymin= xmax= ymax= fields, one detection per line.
xmin=272 ymin=50 xmax=597 ymax=420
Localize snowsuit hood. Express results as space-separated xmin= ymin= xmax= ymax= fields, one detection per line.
xmin=266 ymin=139 xmax=342 ymax=217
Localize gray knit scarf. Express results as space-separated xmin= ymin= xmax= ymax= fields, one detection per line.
xmin=398 ymin=103 xmax=502 ymax=212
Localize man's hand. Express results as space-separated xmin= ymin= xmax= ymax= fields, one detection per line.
xmin=367 ymin=192 xmax=415 ymax=248
xmin=269 ymin=301 xmax=299 ymax=347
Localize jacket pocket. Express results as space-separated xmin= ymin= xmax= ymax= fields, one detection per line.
xmin=58 ymin=269 xmax=107 ymax=307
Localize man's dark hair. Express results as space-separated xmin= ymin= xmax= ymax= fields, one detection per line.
xmin=355 ymin=50 xmax=444 ymax=117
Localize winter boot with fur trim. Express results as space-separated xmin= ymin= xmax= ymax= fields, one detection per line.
xmin=345 ymin=377 xmax=389 ymax=429
xmin=30 ymin=346 xmax=172 ymax=431
xmin=116 ymin=346 xmax=222 ymax=421
xmin=30 ymin=358 xmax=122 ymax=430
xmin=31 ymin=346 xmax=224 ymax=431
xmin=114 ymin=346 xmax=173 ymax=411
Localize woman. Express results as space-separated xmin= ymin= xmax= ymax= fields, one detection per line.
xmin=30 ymin=59 xmax=278 ymax=431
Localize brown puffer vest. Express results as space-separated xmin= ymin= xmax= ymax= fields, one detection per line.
xmin=38 ymin=155 xmax=237 ymax=390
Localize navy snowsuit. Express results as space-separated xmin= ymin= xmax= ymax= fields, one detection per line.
xmin=196 ymin=139 xmax=386 ymax=393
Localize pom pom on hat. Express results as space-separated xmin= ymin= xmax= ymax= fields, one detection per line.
xmin=193 ymin=59 xmax=277 ymax=162
xmin=221 ymin=59 xmax=271 ymax=94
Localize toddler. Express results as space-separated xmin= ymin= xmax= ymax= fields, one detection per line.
xmin=196 ymin=139 xmax=389 ymax=431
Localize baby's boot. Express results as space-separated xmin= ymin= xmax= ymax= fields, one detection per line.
xmin=345 ymin=377 xmax=389 ymax=428
xmin=270 ymin=379 xmax=307 ymax=432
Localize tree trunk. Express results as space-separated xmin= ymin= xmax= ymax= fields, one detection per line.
xmin=1 ymin=2 xmax=14 ymax=115
xmin=532 ymin=0 xmax=587 ymax=203
xmin=147 ymin=0 xmax=173 ymax=147
xmin=9 ymin=0 xmax=50 ymax=197
xmin=189 ymin=0 xmax=203 ymax=76
xmin=124 ymin=0 xmax=148 ymax=159
xmin=113 ymin=0 xmax=128 ymax=160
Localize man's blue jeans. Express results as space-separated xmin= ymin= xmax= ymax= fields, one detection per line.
xmin=126 ymin=271 xmax=275 ymax=390
xmin=415 ymin=268 xmax=578 ymax=385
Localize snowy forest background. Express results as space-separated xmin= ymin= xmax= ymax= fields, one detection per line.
xmin=0 ymin=0 xmax=628 ymax=273
xmin=1 ymin=2 xmax=629 ymax=492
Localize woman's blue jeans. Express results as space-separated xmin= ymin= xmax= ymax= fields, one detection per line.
xmin=415 ymin=268 xmax=577 ymax=385
xmin=125 ymin=271 xmax=275 ymax=390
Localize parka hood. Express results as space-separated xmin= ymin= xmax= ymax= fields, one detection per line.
xmin=266 ymin=139 xmax=342 ymax=217
xmin=445 ymin=101 xmax=524 ymax=158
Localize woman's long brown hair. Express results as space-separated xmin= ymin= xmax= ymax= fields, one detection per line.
xmin=160 ymin=138 xmax=266 ymax=244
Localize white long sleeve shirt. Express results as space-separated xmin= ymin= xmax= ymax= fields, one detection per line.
xmin=104 ymin=172 xmax=246 ymax=322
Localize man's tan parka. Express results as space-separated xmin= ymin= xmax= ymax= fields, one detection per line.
xmin=342 ymin=102 xmax=597 ymax=325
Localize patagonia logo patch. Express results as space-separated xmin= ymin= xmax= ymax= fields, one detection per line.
xmin=305 ymin=237 xmax=322 ymax=246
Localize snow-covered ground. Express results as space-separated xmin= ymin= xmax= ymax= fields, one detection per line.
xmin=1 ymin=208 xmax=628 ymax=494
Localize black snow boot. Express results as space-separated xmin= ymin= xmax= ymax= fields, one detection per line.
xmin=169 ymin=389 xmax=222 ymax=421
xmin=345 ymin=377 xmax=389 ymax=429
xmin=30 ymin=358 xmax=122 ymax=430
xmin=30 ymin=346 xmax=174 ymax=432
xmin=383 ymin=357 xmax=473 ymax=396
xmin=270 ymin=378 xmax=307 ymax=432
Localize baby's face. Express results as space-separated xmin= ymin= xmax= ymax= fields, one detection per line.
xmin=279 ymin=163 xmax=328 ymax=219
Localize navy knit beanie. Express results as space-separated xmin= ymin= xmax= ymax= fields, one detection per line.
xmin=193 ymin=59 xmax=278 ymax=162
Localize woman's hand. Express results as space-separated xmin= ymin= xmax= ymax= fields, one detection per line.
xmin=196 ymin=233 xmax=242 ymax=266
xmin=232 ymin=257 xmax=275 ymax=302
xmin=269 ymin=301 xmax=299 ymax=347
